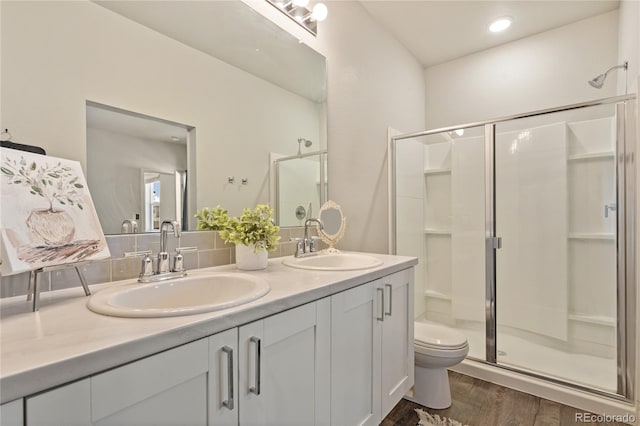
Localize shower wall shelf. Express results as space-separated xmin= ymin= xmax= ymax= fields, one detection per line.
xmin=424 ymin=168 xmax=452 ymax=175
xmin=424 ymin=289 xmax=451 ymax=301
xmin=567 ymin=233 xmax=615 ymax=240
xmin=567 ymin=151 xmax=615 ymax=161
xmin=423 ymin=229 xmax=452 ymax=235
xmin=568 ymin=313 xmax=616 ymax=327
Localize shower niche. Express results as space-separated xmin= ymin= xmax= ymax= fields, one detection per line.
xmin=393 ymin=98 xmax=633 ymax=397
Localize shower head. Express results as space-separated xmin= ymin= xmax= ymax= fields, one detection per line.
xmin=298 ymin=138 xmax=312 ymax=148
xmin=588 ymin=74 xmax=606 ymax=89
xmin=588 ymin=61 xmax=628 ymax=89
xmin=297 ymin=138 xmax=312 ymax=155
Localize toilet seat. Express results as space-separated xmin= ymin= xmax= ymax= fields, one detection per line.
xmin=414 ymin=322 xmax=468 ymax=350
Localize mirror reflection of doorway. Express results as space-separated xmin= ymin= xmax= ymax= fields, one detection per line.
xmin=144 ymin=174 xmax=161 ymax=231
xmin=142 ymin=170 xmax=186 ymax=232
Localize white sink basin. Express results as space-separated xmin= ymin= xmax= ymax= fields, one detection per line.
xmin=87 ymin=272 xmax=270 ymax=318
xmin=282 ymin=252 xmax=383 ymax=271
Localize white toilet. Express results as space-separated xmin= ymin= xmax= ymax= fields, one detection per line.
xmin=412 ymin=321 xmax=469 ymax=409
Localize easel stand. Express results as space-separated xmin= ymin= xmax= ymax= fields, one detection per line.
xmin=26 ymin=262 xmax=92 ymax=312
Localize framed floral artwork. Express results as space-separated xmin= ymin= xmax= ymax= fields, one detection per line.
xmin=0 ymin=148 xmax=110 ymax=275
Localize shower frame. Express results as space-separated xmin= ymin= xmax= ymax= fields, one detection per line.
xmin=389 ymin=94 xmax=637 ymax=401
xmin=273 ymin=149 xmax=327 ymax=225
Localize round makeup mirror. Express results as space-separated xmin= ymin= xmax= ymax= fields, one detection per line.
xmin=317 ymin=200 xmax=346 ymax=250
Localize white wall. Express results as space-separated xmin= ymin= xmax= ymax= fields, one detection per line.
xmin=318 ymin=1 xmax=426 ymax=253
xmin=618 ymin=0 xmax=640 ymax=95
xmin=424 ymin=11 xmax=620 ymax=129
xmin=1 ymin=1 xmax=321 ymax=218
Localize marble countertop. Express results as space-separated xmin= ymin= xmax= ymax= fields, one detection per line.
xmin=0 ymin=252 xmax=417 ymax=403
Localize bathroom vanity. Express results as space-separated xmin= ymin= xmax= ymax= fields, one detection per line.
xmin=0 ymin=252 xmax=416 ymax=425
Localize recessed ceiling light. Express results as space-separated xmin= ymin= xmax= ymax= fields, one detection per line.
xmin=489 ymin=17 xmax=512 ymax=33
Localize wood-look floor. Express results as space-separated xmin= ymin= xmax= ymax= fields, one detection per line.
xmin=381 ymin=371 xmax=632 ymax=426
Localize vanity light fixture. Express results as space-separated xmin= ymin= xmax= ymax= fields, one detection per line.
xmin=489 ymin=16 xmax=512 ymax=33
xmin=267 ymin=0 xmax=328 ymax=36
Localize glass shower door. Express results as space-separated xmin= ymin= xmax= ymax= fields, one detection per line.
xmin=493 ymin=103 xmax=619 ymax=392
xmin=394 ymin=126 xmax=487 ymax=360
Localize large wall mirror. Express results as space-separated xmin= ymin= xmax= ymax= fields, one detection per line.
xmin=1 ymin=0 xmax=327 ymax=234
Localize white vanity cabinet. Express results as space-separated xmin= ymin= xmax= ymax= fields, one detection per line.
xmin=26 ymin=379 xmax=91 ymax=425
xmin=12 ymin=263 xmax=415 ymax=426
xmin=331 ymin=268 xmax=414 ymax=425
xmin=90 ymin=338 xmax=209 ymax=425
xmin=25 ymin=339 xmax=209 ymax=426
xmin=239 ymin=299 xmax=331 ymax=426
xmin=379 ymin=268 xmax=414 ymax=417
xmin=1 ymin=399 xmax=24 ymax=426
xmin=21 ymin=301 xmax=331 ymax=426
xmin=331 ymin=280 xmax=381 ymax=426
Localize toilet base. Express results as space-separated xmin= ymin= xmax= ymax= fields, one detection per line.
xmin=412 ymin=365 xmax=452 ymax=409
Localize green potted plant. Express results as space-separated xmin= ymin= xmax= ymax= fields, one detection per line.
xmin=194 ymin=206 xmax=230 ymax=231
xmin=195 ymin=204 xmax=280 ymax=270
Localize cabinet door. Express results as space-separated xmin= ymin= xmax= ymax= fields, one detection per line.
xmin=239 ymin=299 xmax=330 ymax=426
xmin=379 ymin=268 xmax=415 ymax=418
xmin=1 ymin=399 xmax=23 ymax=426
xmin=91 ymin=338 xmax=209 ymax=426
xmin=26 ymin=379 xmax=91 ymax=426
xmin=331 ymin=281 xmax=381 ymax=426
xmin=209 ymin=328 xmax=238 ymax=426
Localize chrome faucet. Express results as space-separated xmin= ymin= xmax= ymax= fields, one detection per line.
xmin=121 ymin=219 xmax=138 ymax=234
xmin=158 ymin=220 xmax=181 ymax=273
xmin=136 ymin=219 xmax=196 ymax=282
xmin=294 ymin=218 xmax=324 ymax=258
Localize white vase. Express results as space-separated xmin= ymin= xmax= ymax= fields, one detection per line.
xmin=235 ymin=243 xmax=268 ymax=270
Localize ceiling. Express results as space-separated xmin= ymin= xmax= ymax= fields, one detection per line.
xmin=93 ymin=1 xmax=326 ymax=102
xmin=86 ymin=103 xmax=189 ymax=145
xmin=359 ymin=0 xmax=620 ymax=68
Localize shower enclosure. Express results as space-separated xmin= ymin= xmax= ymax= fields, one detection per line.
xmin=272 ymin=150 xmax=327 ymax=226
xmin=390 ymin=95 xmax=636 ymax=400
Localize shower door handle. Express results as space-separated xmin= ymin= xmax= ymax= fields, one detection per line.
xmin=604 ymin=203 xmax=617 ymax=218
xmin=490 ymin=237 xmax=502 ymax=249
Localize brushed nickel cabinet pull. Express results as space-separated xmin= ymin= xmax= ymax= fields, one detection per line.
xmin=249 ymin=337 xmax=261 ymax=395
xmin=377 ymin=288 xmax=385 ymax=322
xmin=221 ymin=346 xmax=234 ymax=410
xmin=384 ymin=283 xmax=393 ymax=316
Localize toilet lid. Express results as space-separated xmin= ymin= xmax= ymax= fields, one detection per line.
xmin=414 ymin=322 xmax=467 ymax=350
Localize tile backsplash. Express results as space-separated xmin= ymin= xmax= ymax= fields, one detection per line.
xmin=0 ymin=227 xmax=317 ymax=299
